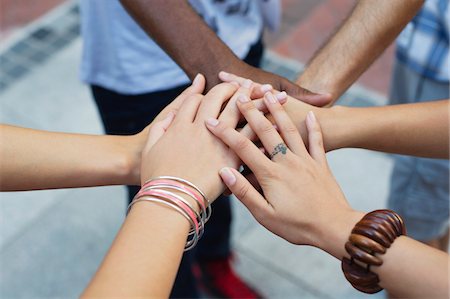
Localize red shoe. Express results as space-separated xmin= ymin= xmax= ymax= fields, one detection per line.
xmin=193 ymin=256 xmax=263 ymax=299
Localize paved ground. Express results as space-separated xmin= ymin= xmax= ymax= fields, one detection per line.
xmin=1 ymin=2 xmax=395 ymax=298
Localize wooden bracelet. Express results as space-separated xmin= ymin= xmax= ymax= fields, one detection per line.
xmin=341 ymin=209 xmax=406 ymax=294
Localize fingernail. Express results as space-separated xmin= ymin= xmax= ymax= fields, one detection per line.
xmin=220 ymin=167 xmax=236 ymax=186
xmin=307 ymin=111 xmax=316 ymax=123
xmin=238 ymin=94 xmax=250 ymax=103
xmin=243 ymin=79 xmax=253 ymax=89
xmin=275 ymin=91 xmax=287 ymax=101
xmin=206 ymin=118 xmax=219 ymax=126
xmin=193 ymin=73 xmax=201 ymax=86
xmin=265 ymin=92 xmax=277 ymax=104
xmin=260 ymin=84 xmax=272 ymax=93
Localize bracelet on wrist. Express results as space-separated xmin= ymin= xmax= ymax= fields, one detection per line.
xmin=127 ymin=176 xmax=211 ymax=251
xmin=341 ymin=209 xmax=406 ymax=293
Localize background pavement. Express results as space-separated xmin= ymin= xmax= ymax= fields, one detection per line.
xmin=1 ymin=1 xmax=396 ymax=298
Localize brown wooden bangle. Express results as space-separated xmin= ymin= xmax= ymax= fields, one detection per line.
xmin=341 ymin=209 xmax=406 ymax=294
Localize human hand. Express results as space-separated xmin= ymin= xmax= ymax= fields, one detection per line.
xmin=125 ymin=74 xmax=207 ymax=185
xmin=219 ymin=65 xmax=332 ymax=106
xmin=206 ymin=91 xmax=361 ymax=250
xmin=140 ymin=80 xmax=268 ymax=203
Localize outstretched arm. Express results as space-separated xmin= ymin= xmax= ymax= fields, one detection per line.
xmin=0 ymin=75 xmax=206 ymax=191
xmin=284 ymin=98 xmax=449 ymax=159
xmin=297 ymin=0 xmax=423 ymax=103
xmin=119 ymin=0 xmax=330 ymax=104
xmin=220 ymin=72 xmax=449 ymax=158
xmin=207 ymin=94 xmax=449 ymax=298
xmin=0 ymin=125 xmax=140 ymax=191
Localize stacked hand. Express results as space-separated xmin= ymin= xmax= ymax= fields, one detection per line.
xmin=140 ymin=74 xmax=288 ymax=203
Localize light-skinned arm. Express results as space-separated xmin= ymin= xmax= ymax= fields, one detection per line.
xmin=220 ymin=72 xmax=449 ymax=159
xmin=119 ymin=0 xmax=331 ymax=105
xmin=297 ymin=0 xmax=424 ymax=103
xmin=0 ymin=75 xmax=206 ymax=191
xmin=82 ymin=82 xmax=262 ymax=297
xmin=206 ymin=94 xmax=449 ymax=298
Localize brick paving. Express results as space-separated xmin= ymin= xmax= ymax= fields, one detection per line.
xmin=0 ymin=0 xmax=67 ymax=40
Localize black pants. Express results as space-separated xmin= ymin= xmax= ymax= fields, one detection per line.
xmin=91 ymin=39 xmax=263 ymax=298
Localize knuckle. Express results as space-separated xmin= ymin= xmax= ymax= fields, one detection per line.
xmin=256 ymin=122 xmax=274 ymax=135
xmin=232 ymin=135 xmax=250 ymax=151
xmin=236 ymin=182 xmax=250 ymax=199
xmin=281 ymin=124 xmax=298 ymax=135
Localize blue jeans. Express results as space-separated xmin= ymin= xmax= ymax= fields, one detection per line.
xmin=90 ymin=39 xmax=264 ymax=298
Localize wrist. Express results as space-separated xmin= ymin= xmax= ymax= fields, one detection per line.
xmin=318 ymin=105 xmax=350 ymax=152
xmin=117 ymin=135 xmax=142 ymax=185
xmin=313 ymin=209 xmax=364 ymax=260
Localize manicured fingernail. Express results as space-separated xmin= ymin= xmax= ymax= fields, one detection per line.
xmin=307 ymin=111 xmax=316 ymax=123
xmin=206 ymin=118 xmax=219 ymax=126
xmin=265 ymin=92 xmax=277 ymax=104
xmin=220 ymin=167 xmax=236 ymax=186
xmin=275 ymin=91 xmax=287 ymax=101
xmin=260 ymin=84 xmax=272 ymax=93
xmin=238 ymin=94 xmax=250 ymax=103
xmin=193 ymin=73 xmax=201 ymax=86
xmin=243 ymin=79 xmax=253 ymax=89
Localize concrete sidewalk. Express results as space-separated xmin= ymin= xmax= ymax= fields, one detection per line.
xmin=1 ymin=2 xmax=392 ymax=298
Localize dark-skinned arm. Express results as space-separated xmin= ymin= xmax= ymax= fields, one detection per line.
xmin=119 ymin=0 xmax=331 ymax=105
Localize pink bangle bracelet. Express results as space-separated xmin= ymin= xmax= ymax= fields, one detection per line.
xmin=139 ymin=184 xmax=206 ymax=238
xmin=139 ymin=189 xmax=200 ymax=237
xmin=143 ymin=176 xmax=212 ymax=221
xmin=128 ymin=196 xmax=199 ymax=250
xmin=141 ymin=179 xmax=205 ymax=210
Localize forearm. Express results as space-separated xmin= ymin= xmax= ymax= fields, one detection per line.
xmin=325 ymin=100 xmax=449 ymax=158
xmin=283 ymin=98 xmax=449 ymax=158
xmin=120 ymin=0 xmax=239 ymax=86
xmin=82 ymin=202 xmax=190 ymax=297
xmin=317 ymin=211 xmax=449 ymax=298
xmin=0 ymin=125 xmax=139 ymax=191
xmin=297 ymin=0 xmax=423 ymax=103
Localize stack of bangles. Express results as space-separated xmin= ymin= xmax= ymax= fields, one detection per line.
xmin=127 ymin=176 xmax=211 ymax=251
xmin=341 ymin=209 xmax=406 ymax=293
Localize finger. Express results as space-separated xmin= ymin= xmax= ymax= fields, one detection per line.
xmin=206 ymin=118 xmax=272 ymax=174
xmin=153 ymin=74 xmax=206 ymax=123
xmin=252 ymin=91 xmax=288 ymax=113
xmin=175 ymin=94 xmax=203 ymax=123
xmin=238 ymin=124 xmax=258 ymax=142
xmin=283 ymin=81 xmax=332 ymax=107
xmin=218 ymin=79 xmax=254 ymax=127
xmin=306 ymin=111 xmax=327 ymax=166
xmin=263 ymin=92 xmax=306 ymax=155
xmin=219 ymin=71 xmax=273 ymax=99
xmin=236 ymin=97 xmax=289 ymax=161
xmin=219 ymin=167 xmax=272 ymax=219
xmin=146 ymin=111 xmax=176 ymax=147
xmin=194 ymin=83 xmax=238 ymax=122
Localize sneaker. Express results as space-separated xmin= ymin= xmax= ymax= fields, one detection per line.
xmin=193 ymin=255 xmax=263 ymax=299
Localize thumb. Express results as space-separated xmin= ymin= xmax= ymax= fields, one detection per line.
xmin=282 ymin=80 xmax=332 ymax=107
xmin=145 ymin=111 xmax=175 ymax=150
